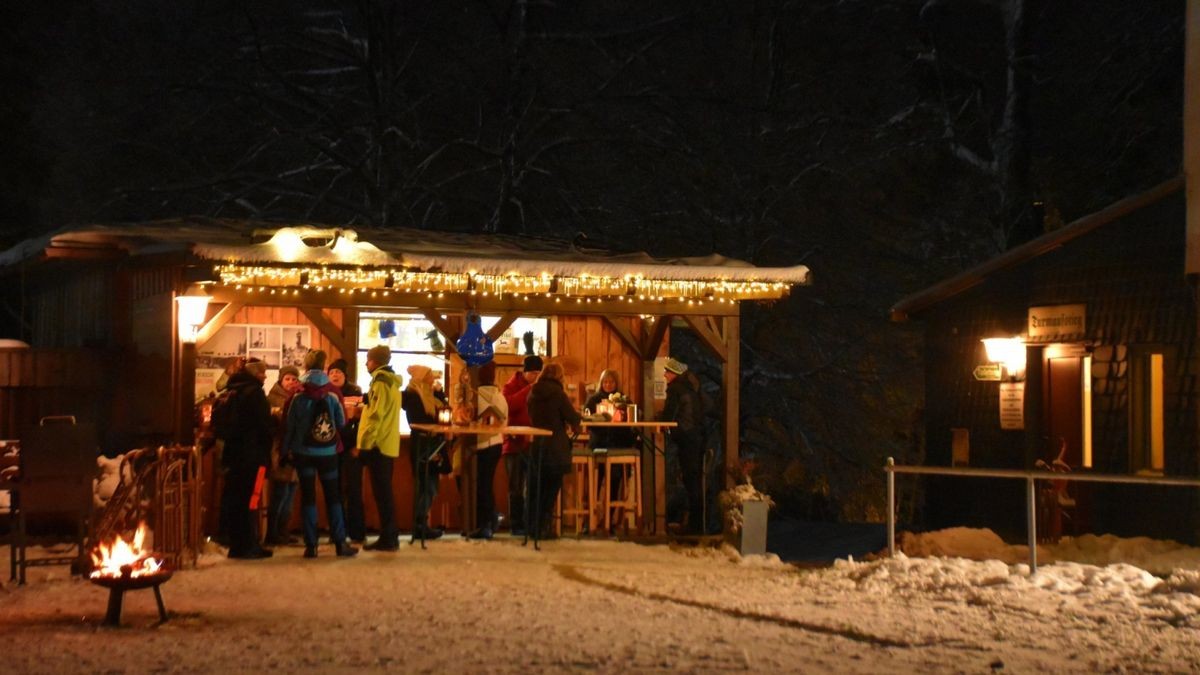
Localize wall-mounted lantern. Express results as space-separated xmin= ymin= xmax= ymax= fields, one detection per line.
xmin=176 ymin=287 xmax=212 ymax=344
xmin=981 ymin=336 xmax=1026 ymax=381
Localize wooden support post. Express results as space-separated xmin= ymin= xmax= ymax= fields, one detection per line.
xmin=177 ymin=342 xmax=197 ymax=446
xmin=721 ymin=315 xmax=740 ymax=488
xmin=1186 ymin=0 xmax=1200 ymax=273
xmin=343 ymin=308 xmax=359 ymax=373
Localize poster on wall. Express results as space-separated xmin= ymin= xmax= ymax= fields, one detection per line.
xmin=279 ymin=326 xmax=312 ymax=367
xmin=194 ymin=368 xmax=223 ymax=403
xmin=999 ymin=382 xmax=1025 ymax=430
xmin=195 ymin=323 xmax=313 ymax=399
xmin=197 ymin=325 xmax=248 ymax=369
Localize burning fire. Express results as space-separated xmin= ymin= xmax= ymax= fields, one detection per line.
xmin=90 ymin=523 xmax=163 ymax=579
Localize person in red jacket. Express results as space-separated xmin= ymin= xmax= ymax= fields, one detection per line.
xmin=501 ymin=355 xmax=542 ymax=535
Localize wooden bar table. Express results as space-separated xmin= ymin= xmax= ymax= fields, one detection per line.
xmin=580 ymin=421 xmax=676 ymax=535
xmin=409 ymin=423 xmax=551 ymax=548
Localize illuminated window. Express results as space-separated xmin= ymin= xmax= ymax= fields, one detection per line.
xmin=1129 ymin=349 xmax=1165 ymax=473
xmin=355 ymin=312 xmax=549 ymax=433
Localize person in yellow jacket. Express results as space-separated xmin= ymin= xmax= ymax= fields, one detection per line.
xmin=358 ymin=344 xmax=403 ymax=551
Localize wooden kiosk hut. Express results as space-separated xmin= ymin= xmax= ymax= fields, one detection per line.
xmin=0 ymin=220 xmax=809 ymax=537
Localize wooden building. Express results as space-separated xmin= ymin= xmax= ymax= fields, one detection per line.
xmin=891 ymin=178 xmax=1200 ymax=543
xmin=0 ymin=221 xmax=808 ymax=534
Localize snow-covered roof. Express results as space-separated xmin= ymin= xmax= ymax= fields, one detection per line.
xmin=0 ymin=218 xmax=811 ymax=285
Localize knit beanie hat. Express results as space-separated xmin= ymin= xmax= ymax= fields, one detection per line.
xmin=663 ymin=357 xmax=687 ymax=375
xmin=327 ymin=358 xmax=349 ymax=375
xmin=522 ymin=355 xmax=544 ymax=372
xmin=244 ymin=358 xmax=268 ymax=378
xmin=278 ymin=365 xmax=300 ymax=380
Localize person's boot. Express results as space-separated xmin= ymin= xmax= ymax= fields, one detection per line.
xmin=335 ymin=541 xmax=359 ymax=557
xmin=303 ymin=545 xmax=317 ymax=559
xmin=415 ymin=524 xmax=443 ymax=540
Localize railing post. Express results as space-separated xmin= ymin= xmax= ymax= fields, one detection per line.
xmin=886 ymin=457 xmax=896 ymax=557
xmin=1025 ymin=476 xmax=1038 ymax=573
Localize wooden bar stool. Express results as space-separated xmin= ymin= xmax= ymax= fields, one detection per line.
xmin=600 ymin=449 xmax=641 ymax=534
xmin=560 ymin=451 xmax=596 ymax=535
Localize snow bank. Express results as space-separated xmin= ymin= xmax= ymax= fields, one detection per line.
xmin=899 ymin=526 xmax=1200 ymax=576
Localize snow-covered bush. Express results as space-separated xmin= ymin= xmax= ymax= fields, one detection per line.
xmin=717 ymin=477 xmax=774 ymax=534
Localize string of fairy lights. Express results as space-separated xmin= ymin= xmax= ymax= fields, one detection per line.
xmin=213 ymin=263 xmax=790 ymax=305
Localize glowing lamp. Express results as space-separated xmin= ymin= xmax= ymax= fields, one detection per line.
xmin=437 ymin=408 xmax=452 ymax=425
xmin=176 ymin=289 xmax=212 ymax=344
xmin=981 ymin=337 xmax=1026 ymax=378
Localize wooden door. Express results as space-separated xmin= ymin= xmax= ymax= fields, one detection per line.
xmin=1043 ymin=355 xmax=1090 ymax=534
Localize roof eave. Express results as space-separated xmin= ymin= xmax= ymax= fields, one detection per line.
xmin=890 ymin=175 xmax=1185 ymax=321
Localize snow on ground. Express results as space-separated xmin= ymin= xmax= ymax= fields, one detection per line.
xmin=2 ymin=531 xmax=1198 ymax=674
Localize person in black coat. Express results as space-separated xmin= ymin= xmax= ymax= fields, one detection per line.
xmin=220 ymin=359 xmax=275 ymax=559
xmin=662 ymin=358 xmax=707 ymax=535
xmin=526 ymin=362 xmax=582 ymax=537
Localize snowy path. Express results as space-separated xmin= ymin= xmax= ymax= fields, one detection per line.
xmin=2 ymin=536 xmax=1198 ymax=673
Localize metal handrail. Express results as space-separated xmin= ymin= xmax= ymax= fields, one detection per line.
xmin=884 ymin=457 xmax=1200 ymax=573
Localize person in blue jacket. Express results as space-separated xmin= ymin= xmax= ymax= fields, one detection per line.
xmin=283 ymin=350 xmax=357 ymax=559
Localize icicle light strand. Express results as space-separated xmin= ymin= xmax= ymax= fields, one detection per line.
xmin=213 ymin=264 xmax=790 ymax=302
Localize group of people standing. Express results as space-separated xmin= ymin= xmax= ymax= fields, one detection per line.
xmin=216 ymin=345 xmax=446 ymax=558
xmin=215 ymin=345 xmax=710 ymax=557
xmin=217 ymin=350 xmax=361 ymax=559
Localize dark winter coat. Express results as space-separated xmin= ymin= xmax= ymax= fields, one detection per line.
xmin=501 ymin=372 xmax=534 ymax=455
xmin=663 ymin=374 xmax=705 ymax=437
xmin=335 ymin=381 xmax=363 ymax=451
xmin=222 ymin=371 xmax=274 ymax=469
xmin=527 ymin=378 xmax=582 ymax=472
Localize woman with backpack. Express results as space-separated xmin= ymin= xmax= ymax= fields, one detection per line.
xmin=283 ymin=350 xmax=357 ymax=559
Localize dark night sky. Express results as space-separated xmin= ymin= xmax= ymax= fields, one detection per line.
xmin=0 ymin=0 xmax=1185 ymax=518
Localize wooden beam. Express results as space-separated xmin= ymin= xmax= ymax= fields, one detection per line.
xmin=485 ymin=310 xmax=521 ymax=342
xmin=299 ymin=306 xmax=354 ymax=360
xmin=342 ymin=308 xmax=359 ymax=371
xmin=721 ymin=315 xmax=741 ymax=489
xmin=704 ymin=316 xmax=724 ymax=342
xmin=420 ymin=308 xmax=460 ymax=354
xmin=603 ymin=315 xmax=642 ymax=357
xmin=682 ymin=315 xmax=728 ymax=363
xmin=194 ymin=301 xmax=244 ymax=346
xmin=1187 ymin=0 xmax=1200 ymax=273
xmin=204 ymin=287 xmax=740 ymax=317
xmin=640 ymin=315 xmax=671 ymax=361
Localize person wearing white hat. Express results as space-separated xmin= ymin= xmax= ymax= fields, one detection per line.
xmin=662 ymin=357 xmax=707 ymax=535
